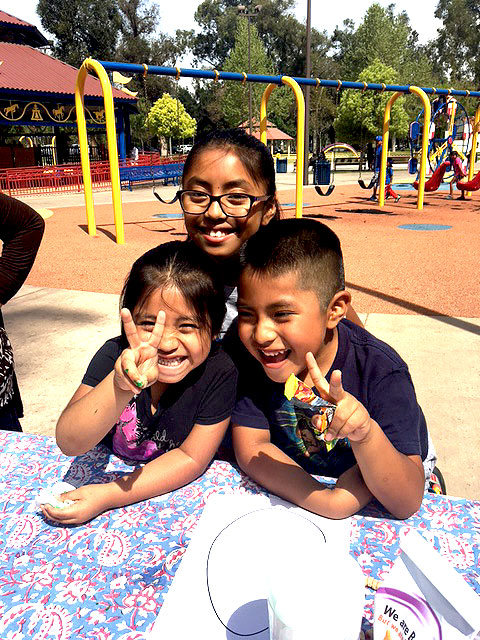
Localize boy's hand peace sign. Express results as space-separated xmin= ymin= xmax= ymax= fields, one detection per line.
xmin=305 ymin=352 xmax=372 ymax=444
xmin=114 ymin=308 xmax=166 ymax=394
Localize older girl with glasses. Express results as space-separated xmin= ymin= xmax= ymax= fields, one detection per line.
xmin=165 ymin=128 xmax=361 ymax=337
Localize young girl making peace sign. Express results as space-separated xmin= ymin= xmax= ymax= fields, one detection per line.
xmin=42 ymin=241 xmax=237 ymax=524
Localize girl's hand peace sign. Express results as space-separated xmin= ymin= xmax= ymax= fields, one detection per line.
xmin=305 ymin=352 xmax=372 ymax=444
xmin=114 ymin=308 xmax=166 ymax=394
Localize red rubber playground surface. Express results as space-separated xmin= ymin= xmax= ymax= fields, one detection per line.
xmin=25 ymin=184 xmax=480 ymax=318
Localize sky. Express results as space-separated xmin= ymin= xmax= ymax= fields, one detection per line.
xmin=2 ymin=0 xmax=443 ymax=63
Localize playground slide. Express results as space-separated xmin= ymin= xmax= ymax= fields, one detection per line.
xmin=413 ymin=162 xmax=449 ymax=192
xmin=456 ymin=170 xmax=480 ymax=192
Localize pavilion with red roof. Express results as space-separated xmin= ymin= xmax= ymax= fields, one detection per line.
xmin=239 ymin=118 xmax=294 ymax=154
xmin=0 ymin=10 xmax=137 ymax=167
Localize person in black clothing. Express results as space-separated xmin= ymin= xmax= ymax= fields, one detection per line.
xmin=0 ymin=194 xmax=45 ymax=431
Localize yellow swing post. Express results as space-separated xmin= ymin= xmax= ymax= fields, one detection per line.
xmin=260 ymin=76 xmax=305 ymax=218
xmin=465 ymin=102 xmax=480 ymax=197
xmin=379 ymin=85 xmax=430 ymax=211
xmin=75 ymin=58 xmax=125 ymax=244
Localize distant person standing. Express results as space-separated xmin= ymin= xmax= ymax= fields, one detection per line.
xmin=131 ymin=145 xmax=139 ymax=164
xmin=385 ymin=157 xmax=401 ymax=203
xmin=0 ymin=194 xmax=44 ymax=430
xmin=366 ymin=142 xmax=374 ymax=171
xmin=370 ymin=135 xmax=383 ymax=201
xmin=447 ymin=150 xmax=466 ymax=200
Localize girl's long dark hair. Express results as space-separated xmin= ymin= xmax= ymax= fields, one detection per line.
xmin=120 ymin=241 xmax=226 ymax=345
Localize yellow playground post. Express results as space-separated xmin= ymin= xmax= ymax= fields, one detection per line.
xmin=466 ymin=103 xmax=480 ymax=197
xmin=75 ymin=58 xmax=125 ymax=244
xmin=379 ymin=86 xmax=430 ymax=210
xmin=260 ymin=77 xmax=305 ymax=218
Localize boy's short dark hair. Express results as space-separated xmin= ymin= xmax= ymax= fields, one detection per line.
xmin=240 ymin=218 xmax=345 ymax=310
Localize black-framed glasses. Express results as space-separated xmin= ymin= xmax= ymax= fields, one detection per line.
xmin=175 ymin=190 xmax=273 ymax=218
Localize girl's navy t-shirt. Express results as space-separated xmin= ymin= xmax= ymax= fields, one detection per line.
xmin=82 ymin=338 xmax=237 ymax=464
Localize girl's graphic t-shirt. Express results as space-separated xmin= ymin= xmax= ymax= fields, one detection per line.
xmin=82 ymin=338 xmax=237 ymax=464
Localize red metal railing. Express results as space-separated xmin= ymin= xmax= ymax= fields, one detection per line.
xmin=0 ymin=155 xmax=186 ymax=197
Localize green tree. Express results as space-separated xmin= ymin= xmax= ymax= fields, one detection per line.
xmin=179 ymin=0 xmax=331 ymax=77
xmin=431 ymin=0 xmax=480 ymax=86
xmin=37 ymin=0 xmax=121 ymax=67
xmin=145 ymin=94 xmax=196 ymax=154
xmin=116 ymin=0 xmax=178 ymax=72
xmin=308 ymin=55 xmax=342 ymax=150
xmin=334 ymin=61 xmax=409 ymax=147
xmin=333 ymin=3 xmax=436 ymax=87
xmin=113 ymin=1 xmax=184 ymax=146
xmin=309 ymin=87 xmax=337 ymax=151
xmin=219 ymin=18 xmax=291 ymax=132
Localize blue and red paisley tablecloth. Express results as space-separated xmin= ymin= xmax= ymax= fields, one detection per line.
xmin=0 ymin=431 xmax=478 ymax=639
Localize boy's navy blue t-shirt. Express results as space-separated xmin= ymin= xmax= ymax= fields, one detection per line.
xmin=231 ymin=319 xmax=428 ymax=478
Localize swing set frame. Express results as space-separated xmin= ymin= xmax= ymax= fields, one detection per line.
xmin=75 ymin=59 xmax=480 ymax=243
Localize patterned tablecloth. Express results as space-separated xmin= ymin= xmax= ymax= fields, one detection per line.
xmin=0 ymin=431 xmax=479 ymax=639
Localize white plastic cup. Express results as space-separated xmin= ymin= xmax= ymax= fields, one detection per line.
xmin=267 ymin=552 xmax=365 ymax=640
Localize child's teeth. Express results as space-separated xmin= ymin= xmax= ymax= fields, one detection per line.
xmin=158 ymin=357 xmax=183 ymax=367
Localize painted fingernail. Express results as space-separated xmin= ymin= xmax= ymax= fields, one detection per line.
xmin=124 ymin=368 xmax=129 ymax=374
xmin=135 ymin=379 xmax=144 ymax=388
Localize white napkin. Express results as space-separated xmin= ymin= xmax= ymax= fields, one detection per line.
xmin=35 ymin=481 xmax=76 ymax=509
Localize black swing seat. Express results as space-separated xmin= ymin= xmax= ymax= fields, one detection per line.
xmin=358 ymin=176 xmax=377 ymax=190
xmin=314 ymin=184 xmax=335 ymax=197
xmin=153 ymin=189 xmax=179 ymax=205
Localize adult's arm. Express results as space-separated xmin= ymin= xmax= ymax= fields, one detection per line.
xmin=0 ymin=193 xmax=45 ymax=305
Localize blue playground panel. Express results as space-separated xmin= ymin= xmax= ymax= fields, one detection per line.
xmin=282 ymin=202 xmax=311 ymax=207
xmin=394 ymin=182 xmax=451 ymax=191
xmin=152 ymin=213 xmax=184 ymax=219
xmin=398 ymin=224 xmax=452 ymax=231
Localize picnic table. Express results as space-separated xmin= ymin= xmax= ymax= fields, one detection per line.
xmin=0 ymin=430 xmax=478 ymax=639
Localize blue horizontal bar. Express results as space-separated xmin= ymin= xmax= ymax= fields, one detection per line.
xmin=98 ymin=61 xmax=480 ymax=98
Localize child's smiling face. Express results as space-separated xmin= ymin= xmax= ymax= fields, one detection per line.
xmin=182 ymin=149 xmax=275 ymax=261
xmin=133 ymin=285 xmax=211 ymax=385
xmin=237 ymin=269 xmax=341 ymax=386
